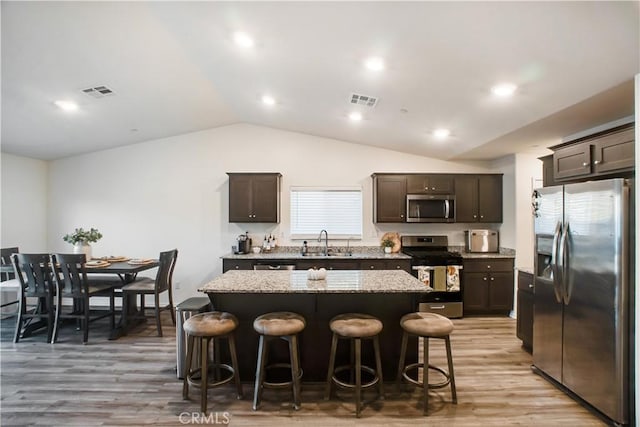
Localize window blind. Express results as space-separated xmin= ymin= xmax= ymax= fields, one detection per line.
xmin=290 ymin=187 xmax=362 ymax=239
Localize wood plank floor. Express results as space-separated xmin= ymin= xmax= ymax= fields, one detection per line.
xmin=0 ymin=312 xmax=606 ymax=426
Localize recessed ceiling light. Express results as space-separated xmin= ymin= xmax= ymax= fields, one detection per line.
xmin=349 ymin=112 xmax=363 ymax=121
xmin=364 ymin=56 xmax=385 ymax=71
xmin=54 ymin=100 xmax=78 ymax=112
xmin=262 ymin=95 xmax=275 ymax=106
xmin=433 ymin=128 xmax=451 ymax=139
xmin=491 ymin=83 xmax=517 ymax=98
xmin=233 ymin=31 xmax=254 ymax=48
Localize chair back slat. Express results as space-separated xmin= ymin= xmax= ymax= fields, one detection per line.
xmin=155 ymin=249 xmax=178 ymax=293
xmin=51 ymin=253 xmax=89 ymax=296
xmin=1 ymin=247 xmax=19 ymax=281
xmin=11 ymin=253 xmax=54 ymax=297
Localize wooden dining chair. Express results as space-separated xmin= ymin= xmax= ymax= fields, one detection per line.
xmin=1 ymin=247 xmax=20 ymax=311
xmin=50 ymin=253 xmax=116 ymax=344
xmin=121 ymin=249 xmax=177 ymax=337
xmin=11 ymin=253 xmax=56 ymax=343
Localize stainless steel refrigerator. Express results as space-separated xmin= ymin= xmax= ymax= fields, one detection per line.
xmin=532 ymin=178 xmax=634 ymax=425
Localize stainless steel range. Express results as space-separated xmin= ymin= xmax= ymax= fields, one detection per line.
xmin=401 ymin=235 xmax=463 ymax=318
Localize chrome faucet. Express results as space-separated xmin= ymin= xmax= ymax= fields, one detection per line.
xmin=318 ymin=229 xmax=329 ymax=256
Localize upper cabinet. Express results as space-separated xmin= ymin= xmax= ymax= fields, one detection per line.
xmin=227 ymin=173 xmax=281 ymax=223
xmin=551 ymin=123 xmax=634 ymax=182
xmin=373 ymin=173 xmax=503 ymax=223
xmin=406 ymin=174 xmax=453 ymax=194
xmin=454 ymin=174 xmax=503 ymax=223
xmin=372 ymin=174 xmax=406 ymax=222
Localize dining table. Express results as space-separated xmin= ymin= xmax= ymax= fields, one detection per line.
xmin=85 ymin=258 xmax=159 ymax=339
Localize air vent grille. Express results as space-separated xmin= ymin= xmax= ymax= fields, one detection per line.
xmin=349 ymin=93 xmax=378 ymax=108
xmin=81 ymin=85 xmax=115 ymax=98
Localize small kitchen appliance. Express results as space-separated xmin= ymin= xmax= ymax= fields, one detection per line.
xmin=236 ymin=233 xmax=251 ymax=254
xmin=465 ymin=229 xmax=499 ymax=253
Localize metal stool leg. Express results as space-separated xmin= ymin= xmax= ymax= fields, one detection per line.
xmin=183 ymin=335 xmax=195 ymax=399
xmin=423 ymin=336 xmax=429 ymax=416
xmin=227 ymin=333 xmax=243 ymax=399
xmin=395 ymin=331 xmax=408 ymax=394
xmin=355 ymin=338 xmax=362 ymax=418
xmin=324 ymin=332 xmax=338 ymax=400
xmin=252 ymin=335 xmax=268 ymax=410
xmin=373 ymin=335 xmax=384 ymax=399
xmin=445 ymin=335 xmax=457 ymax=404
xmin=200 ymin=336 xmax=209 ymax=413
xmin=289 ymin=334 xmax=302 ymax=410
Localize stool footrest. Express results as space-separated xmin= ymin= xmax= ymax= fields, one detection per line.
xmin=402 ymin=362 xmax=451 ymax=389
xmin=331 ymin=365 xmax=380 ymax=390
xmin=262 ymin=363 xmax=303 ymax=389
xmin=187 ymin=363 xmax=236 ymax=389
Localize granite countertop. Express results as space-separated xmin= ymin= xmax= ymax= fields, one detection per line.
xmin=199 ymin=269 xmax=429 ymax=294
xmin=451 ymin=246 xmax=516 ymax=259
xmin=222 ymin=246 xmax=411 ymax=260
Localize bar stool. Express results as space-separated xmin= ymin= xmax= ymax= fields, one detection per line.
xmin=324 ymin=313 xmax=384 ymax=418
xmin=396 ymin=312 xmax=457 ymax=415
xmin=182 ymin=312 xmax=243 ymax=413
xmin=252 ymin=311 xmax=306 ymax=411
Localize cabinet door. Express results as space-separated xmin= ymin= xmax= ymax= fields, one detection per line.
xmin=517 ymin=289 xmax=534 ymax=351
xmin=360 ymin=260 xmax=387 ymax=270
xmin=454 ymin=175 xmax=478 ymax=222
xmin=463 ymin=272 xmax=489 ymax=312
xmin=553 ymin=143 xmax=592 ymax=180
xmin=297 ymin=260 xmax=328 ymax=270
xmin=407 ymin=175 xmax=453 ymax=194
xmin=251 ymin=175 xmax=280 ymax=222
xmin=488 ymin=271 xmax=514 ymax=312
xmin=374 ymin=175 xmax=406 ymax=222
xmin=326 ymin=260 xmax=360 ymax=270
xmin=540 ymin=155 xmax=556 ymax=187
xmin=593 ymin=127 xmax=635 ymax=174
xmin=228 ymin=175 xmax=253 ymax=222
xmin=477 ymin=175 xmax=503 ymax=223
xmin=385 ymin=259 xmax=411 ymax=272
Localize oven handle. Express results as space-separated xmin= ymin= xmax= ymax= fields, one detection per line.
xmin=444 ymin=200 xmax=450 ymax=219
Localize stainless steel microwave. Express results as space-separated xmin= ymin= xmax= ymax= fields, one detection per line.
xmin=406 ymin=194 xmax=456 ymax=223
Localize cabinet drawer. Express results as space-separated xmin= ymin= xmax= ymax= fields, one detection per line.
xmin=517 ymin=271 xmax=534 ymax=293
xmin=463 ymin=258 xmax=514 ymax=273
xmin=222 ymin=259 xmax=254 ymax=272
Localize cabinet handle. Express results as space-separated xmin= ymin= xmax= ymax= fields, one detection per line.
xmin=491 ymin=277 xmax=495 ymax=281
xmin=480 ymin=215 xmax=484 ymax=219
xmin=400 ymin=214 xmax=404 ymax=218
xmin=483 ymin=277 xmax=487 ymax=281
xmin=529 ymin=284 xmax=534 ymax=288
xmin=594 ymin=160 xmax=600 ymax=165
xmin=396 ymin=265 xmax=401 ymax=269
xmin=487 ymin=265 xmax=491 ymax=269
xmin=235 ymin=266 xmax=240 ymax=269
xmin=473 ymin=214 xmax=477 ymax=219
xmin=370 ymin=265 xmax=375 ymax=269
xmin=582 ymin=162 xmax=589 ymax=167
xmin=431 ymin=187 xmax=436 ymax=190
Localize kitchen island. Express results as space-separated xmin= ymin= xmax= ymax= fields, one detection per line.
xmin=199 ymin=269 xmax=429 ymax=382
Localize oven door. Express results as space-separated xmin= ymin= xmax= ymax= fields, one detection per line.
xmin=406 ymin=195 xmax=455 ymax=223
xmin=412 ymin=265 xmax=463 ymax=318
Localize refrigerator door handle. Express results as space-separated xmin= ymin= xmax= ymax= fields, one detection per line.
xmin=560 ymin=222 xmax=571 ymax=305
xmin=551 ymin=221 xmax=563 ymax=303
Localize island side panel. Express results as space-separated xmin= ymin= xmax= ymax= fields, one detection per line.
xmin=208 ymin=292 xmax=419 ymax=382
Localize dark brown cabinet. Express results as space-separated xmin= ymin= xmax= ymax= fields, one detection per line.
xmin=454 ymin=174 xmax=503 ymax=223
xmin=463 ymin=258 xmax=514 ymax=315
xmin=552 ymin=124 xmax=634 ymax=182
xmin=222 ymin=259 xmax=255 ymax=272
xmin=359 ymin=259 xmax=411 ymax=272
xmin=227 ymin=173 xmax=281 ymax=223
xmin=372 ymin=174 xmax=406 ymax=222
xmin=539 ymin=155 xmax=557 ymax=187
xmin=406 ymin=174 xmax=453 ymax=194
xmin=516 ymin=270 xmax=534 ymax=352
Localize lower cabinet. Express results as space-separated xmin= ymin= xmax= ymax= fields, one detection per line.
xmin=462 ymin=258 xmax=514 ymax=315
xmin=516 ymin=270 xmax=534 ymax=352
xmin=223 ymin=258 xmax=411 ymax=273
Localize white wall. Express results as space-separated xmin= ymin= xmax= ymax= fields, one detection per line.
xmin=0 ymin=153 xmax=48 ymax=251
xmin=46 ymin=123 xmax=495 ymax=302
xmin=514 ymin=153 xmax=543 ymax=269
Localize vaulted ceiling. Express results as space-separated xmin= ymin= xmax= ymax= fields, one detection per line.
xmin=2 ymin=2 xmax=638 ymax=161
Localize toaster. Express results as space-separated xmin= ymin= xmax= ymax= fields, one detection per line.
xmin=465 ymin=230 xmax=499 ymax=253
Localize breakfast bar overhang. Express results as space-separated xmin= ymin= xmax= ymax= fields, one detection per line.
xmin=199 ymin=269 xmax=429 ymax=382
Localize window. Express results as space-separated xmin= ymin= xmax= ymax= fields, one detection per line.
xmin=290 ymin=187 xmax=362 ymax=239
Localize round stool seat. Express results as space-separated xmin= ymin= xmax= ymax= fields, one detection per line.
xmin=184 ymin=312 xmax=238 ymax=337
xmin=253 ymin=312 xmax=306 ymax=336
xmin=400 ymin=312 xmax=453 ymax=337
xmin=329 ymin=313 xmax=383 ymax=338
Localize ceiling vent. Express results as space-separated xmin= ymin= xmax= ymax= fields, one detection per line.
xmin=349 ymin=93 xmax=378 ymax=108
xmin=81 ymin=85 xmax=115 ymax=98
